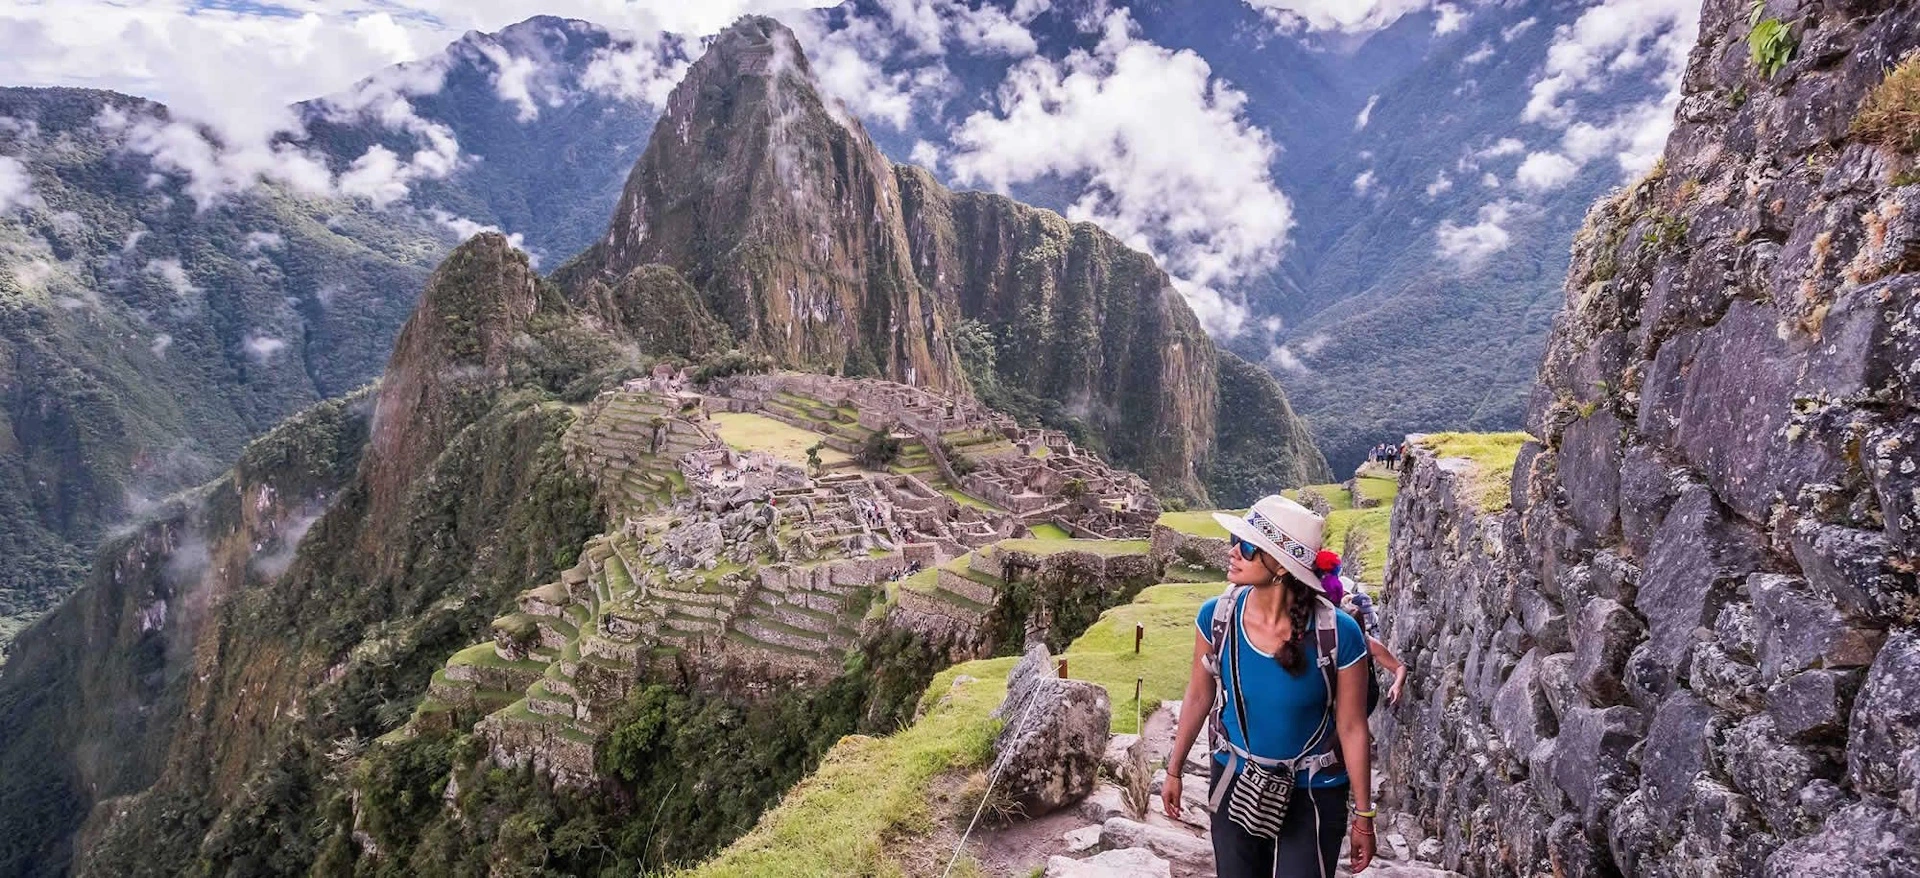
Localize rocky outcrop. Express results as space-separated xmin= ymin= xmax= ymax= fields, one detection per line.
xmin=554 ymin=17 xmax=957 ymax=391
xmin=1379 ymin=3 xmax=1920 ymax=874
xmin=990 ymin=644 xmax=1111 ymax=819
xmin=365 ymin=232 xmax=545 ymax=531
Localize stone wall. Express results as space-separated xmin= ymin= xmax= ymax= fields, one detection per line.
xmin=1377 ymin=2 xmax=1920 ymax=875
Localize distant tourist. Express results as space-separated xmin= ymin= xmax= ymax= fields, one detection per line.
xmin=1342 ymin=583 xmax=1407 ymax=707
xmin=1164 ymin=496 xmax=1376 ymax=877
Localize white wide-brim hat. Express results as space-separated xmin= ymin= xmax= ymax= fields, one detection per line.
xmin=1212 ymin=494 xmax=1326 ymax=589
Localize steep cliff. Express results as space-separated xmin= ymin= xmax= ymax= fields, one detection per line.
xmin=1377 ymin=2 xmax=1920 ymax=874
xmin=552 ymin=17 xmax=958 ymax=392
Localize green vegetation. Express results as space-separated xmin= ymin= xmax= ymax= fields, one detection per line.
xmin=1351 ymin=475 xmax=1399 ymax=507
xmin=1641 ymin=211 xmax=1689 ymax=252
xmin=1747 ymin=2 xmax=1796 ymax=79
xmin=1157 ymin=509 xmax=1235 ymax=539
xmin=1853 ymin=52 xmax=1920 ymax=153
xmin=710 ymin=411 xmax=849 ymax=467
xmin=686 ymin=670 xmax=1003 ymax=878
xmin=997 ymin=538 xmax=1150 ymax=557
xmin=858 ymin=427 xmax=904 ymax=469
xmin=1027 ymin=522 xmax=1072 ymax=541
xmin=1416 ymin=432 xmax=1533 ymax=513
xmin=1058 ymin=584 xmax=1218 ymax=734
xmin=1205 ymin=351 xmax=1334 ymax=507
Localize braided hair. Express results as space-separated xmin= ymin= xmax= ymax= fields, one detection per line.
xmin=1273 ymin=570 xmax=1316 ymax=676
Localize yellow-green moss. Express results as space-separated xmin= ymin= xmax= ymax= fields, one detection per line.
xmin=1416 ymin=431 xmax=1533 ymax=513
xmin=1854 ymin=52 xmax=1920 ymax=153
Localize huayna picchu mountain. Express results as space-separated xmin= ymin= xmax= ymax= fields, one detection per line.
xmin=0 ymin=15 xmax=1325 ymax=876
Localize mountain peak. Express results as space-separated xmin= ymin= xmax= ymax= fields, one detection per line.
xmin=557 ymin=14 xmax=957 ymax=390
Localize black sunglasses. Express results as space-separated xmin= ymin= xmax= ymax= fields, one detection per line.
xmin=1232 ymin=537 xmax=1264 ymax=561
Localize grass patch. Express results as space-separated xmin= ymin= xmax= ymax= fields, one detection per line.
xmin=711 ymin=411 xmax=850 ymax=467
xmin=1286 ymin=484 xmax=1353 ymax=513
xmin=1854 ymin=52 xmax=1920 ymax=153
xmin=1351 ymin=476 xmax=1398 ymax=506
xmin=1026 ymin=522 xmax=1072 ymax=540
xmin=682 ymin=666 xmax=1006 ymax=878
xmin=940 ymin=488 xmax=1000 ymax=511
xmin=1325 ymin=507 xmax=1392 ymax=584
xmin=1057 ymin=583 xmax=1218 ymax=734
xmin=1155 ymin=510 xmax=1239 ymax=539
xmin=446 ymin=642 xmax=547 ymax=673
xmin=1416 ymin=431 xmax=1533 ymax=513
xmin=997 ymin=538 xmax=1149 ymax=557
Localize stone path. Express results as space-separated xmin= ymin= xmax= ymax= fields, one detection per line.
xmin=995 ymin=701 xmax=1464 ymax=878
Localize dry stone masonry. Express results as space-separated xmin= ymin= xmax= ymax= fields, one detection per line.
xmin=1377 ymin=3 xmax=1920 ymax=875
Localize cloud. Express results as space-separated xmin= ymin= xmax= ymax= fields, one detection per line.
xmin=144 ymin=258 xmax=199 ymax=297
xmin=1435 ymin=200 xmax=1519 ymax=268
xmin=581 ymin=35 xmax=690 ymax=107
xmin=0 ymin=155 xmax=32 ymax=213
xmin=1241 ymin=0 xmax=1437 ymax=33
xmin=791 ymin=0 xmax=1048 ymax=132
xmin=1353 ymin=170 xmax=1376 ymax=195
xmin=1478 ymin=137 xmax=1525 ymax=159
xmin=243 ymin=231 xmax=285 ymax=252
xmin=1355 ymin=94 xmax=1380 ymax=130
xmin=1515 ymin=151 xmax=1579 ymax=191
xmin=1425 ymin=172 xmax=1453 ymax=198
xmin=243 ymin=333 xmax=287 ymax=364
xmin=945 ymin=10 xmax=1291 ymax=337
xmin=425 ymin=208 xmax=532 ymax=263
xmin=150 ymin=333 xmax=173 ymax=358
xmin=1522 ymin=0 xmax=1698 ymax=127
xmin=1433 ymin=3 xmax=1467 ymax=35
xmin=1502 ymin=17 xmax=1537 ymax=41
xmin=475 ymin=41 xmax=542 ymax=122
xmin=909 ymin=139 xmax=943 ymax=169
xmin=1462 ymin=44 xmax=1494 ymax=65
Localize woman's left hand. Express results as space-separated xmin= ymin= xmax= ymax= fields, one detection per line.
xmin=1349 ymin=816 xmax=1377 ymax=872
xmin=1389 ymin=670 xmax=1406 ymax=705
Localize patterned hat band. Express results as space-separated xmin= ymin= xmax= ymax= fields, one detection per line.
xmin=1247 ymin=510 xmax=1315 ymax=563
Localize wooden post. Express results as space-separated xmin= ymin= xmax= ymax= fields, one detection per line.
xmin=1057 ymin=658 xmax=1068 ymax=678
xmin=1135 ymin=677 xmax=1144 ymax=734
xmin=1135 ymin=622 xmax=1144 ymax=654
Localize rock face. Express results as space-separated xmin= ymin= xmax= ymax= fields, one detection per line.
xmin=991 ymin=644 xmax=1112 ymax=819
xmin=1377 ymin=3 xmax=1920 ymax=874
xmin=555 ymin=17 xmax=957 ymax=392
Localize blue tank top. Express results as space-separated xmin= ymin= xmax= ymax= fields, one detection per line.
xmin=1196 ymin=590 xmax=1366 ymax=787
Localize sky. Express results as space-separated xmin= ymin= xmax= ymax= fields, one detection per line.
xmin=0 ymin=0 xmax=1703 ymax=336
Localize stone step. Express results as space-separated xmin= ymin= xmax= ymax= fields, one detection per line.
xmin=723 ymin=626 xmax=832 ymax=660
xmin=748 ymin=595 xmax=839 ymax=634
xmin=664 ymin=609 xmax=726 ymax=634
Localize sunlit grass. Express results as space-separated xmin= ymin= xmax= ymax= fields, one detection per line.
xmin=1416 ymin=431 xmax=1532 ymax=513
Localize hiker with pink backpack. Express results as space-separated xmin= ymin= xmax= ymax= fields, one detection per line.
xmin=1163 ymin=496 xmax=1377 ymax=878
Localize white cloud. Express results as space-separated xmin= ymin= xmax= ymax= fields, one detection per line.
xmin=1435 ymin=200 xmax=1518 ymax=268
xmin=1515 ymin=150 xmax=1579 ymax=191
xmin=243 ymin=334 xmax=287 ymax=363
xmin=1433 ymin=3 xmax=1467 ymax=35
xmin=1478 ymin=137 xmax=1525 ymax=159
xmin=0 ymin=156 xmax=32 ymax=213
xmin=1266 ymin=345 xmax=1307 ymax=373
xmin=1242 ymin=0 xmax=1437 ymax=33
xmin=1481 ymin=172 xmax=1500 ymax=188
xmin=1355 ymin=94 xmax=1380 ymax=130
xmin=945 ymin=9 xmax=1291 ymax=336
xmin=1462 ymin=44 xmax=1494 ymax=65
xmin=475 ymin=41 xmax=542 ymax=122
xmin=581 ymin=35 xmax=690 ymax=108
xmin=243 ymin=231 xmax=285 ymax=252
xmin=144 ymin=258 xmax=199 ymax=297
xmin=426 ymin=208 xmax=532 ymax=262
xmin=1523 ymin=0 xmax=1699 ymax=127
xmin=1352 ymin=170 xmax=1376 ymax=195
xmin=909 ymin=139 xmax=943 ymax=169
xmin=789 ymin=0 xmax=1051 ymax=132
xmin=1425 ymin=172 xmax=1453 ymax=198
xmin=150 ymin=332 xmax=173 ymax=358
xmin=1502 ymin=17 xmax=1537 ymax=41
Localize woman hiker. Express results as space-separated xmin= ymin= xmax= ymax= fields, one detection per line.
xmin=1164 ymin=495 xmax=1376 ymax=877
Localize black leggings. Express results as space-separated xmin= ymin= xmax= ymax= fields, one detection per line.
xmin=1208 ymin=761 xmax=1348 ymax=878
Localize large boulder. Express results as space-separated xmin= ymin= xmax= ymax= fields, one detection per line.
xmin=991 ymin=644 xmax=1112 ymax=818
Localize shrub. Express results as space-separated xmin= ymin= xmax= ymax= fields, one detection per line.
xmin=857 ymin=428 xmax=902 ymax=469
xmin=1853 ymin=52 xmax=1920 ymax=153
xmin=1746 ymin=3 xmax=1795 ymax=79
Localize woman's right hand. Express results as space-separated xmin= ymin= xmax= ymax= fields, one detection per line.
xmin=1162 ymin=772 xmax=1184 ymax=820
